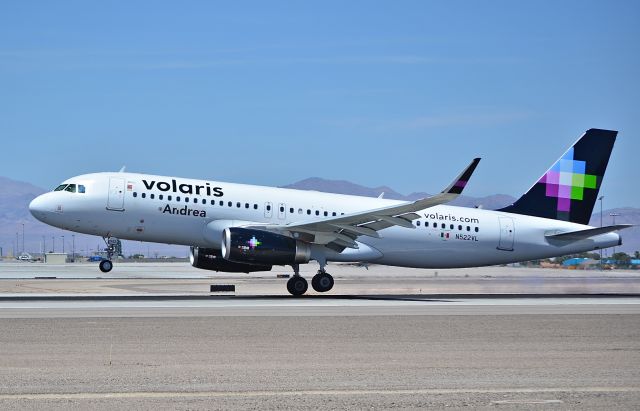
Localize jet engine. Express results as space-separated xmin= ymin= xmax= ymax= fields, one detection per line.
xmin=189 ymin=247 xmax=272 ymax=273
xmin=221 ymin=227 xmax=311 ymax=266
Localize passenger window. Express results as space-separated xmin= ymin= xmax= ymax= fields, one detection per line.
xmin=450 ymin=224 xmax=454 ymax=230
xmin=78 ymin=185 xmax=86 ymax=193
xmin=307 ymin=209 xmax=311 ymax=215
xmin=458 ymin=225 xmax=462 ymax=230
xmin=219 ymin=200 xmax=224 ymax=206
xmin=433 ymin=222 xmax=437 ymax=228
xmin=416 ymin=221 xmax=421 ymax=226
xmin=254 ymin=204 xmax=258 ymax=210
xmin=64 ymin=184 xmax=77 ymax=193
xmin=441 ymin=223 xmax=445 ymax=229
xmin=228 ymin=201 xmax=232 ymax=207
xmin=211 ymin=200 xmax=215 ymax=205
xmin=324 ymin=211 xmax=328 ymax=217
xmin=168 ymin=195 xmax=172 ymax=201
xmin=290 ymin=208 xmax=294 ymax=214
xmin=236 ymin=202 xmax=241 ymax=208
xmin=54 ymin=184 xmax=67 ymax=191
xmin=150 ymin=194 xmax=155 ymax=199
xmin=467 ymin=226 xmax=471 ymax=231
xmin=280 ymin=206 xmax=285 ymax=212
xmin=193 ymin=198 xmax=198 ymax=204
xmin=266 ymin=204 xmax=271 ymax=211
xmin=315 ymin=210 xmax=320 ymax=216
xmin=133 ymin=192 xmax=138 ymax=198
xmin=141 ymin=193 xmax=146 ymax=199
xmin=176 ymin=196 xmax=180 ymax=202
xmin=245 ymin=203 xmax=250 ymax=209
xmin=298 ymin=208 xmax=303 ymax=214
xmin=332 ymin=212 xmax=336 ymax=216
xmin=475 ymin=227 xmax=479 ymax=232
xmin=185 ymin=197 xmax=189 ymax=203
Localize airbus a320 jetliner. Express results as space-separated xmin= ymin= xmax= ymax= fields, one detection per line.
xmin=30 ymin=129 xmax=631 ymax=295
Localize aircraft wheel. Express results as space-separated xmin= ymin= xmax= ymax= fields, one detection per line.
xmin=311 ymin=272 xmax=334 ymax=293
xmin=287 ymin=276 xmax=308 ymax=296
xmin=99 ymin=260 xmax=113 ymax=273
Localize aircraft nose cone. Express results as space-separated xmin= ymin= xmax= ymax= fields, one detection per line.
xmin=29 ymin=195 xmax=50 ymax=222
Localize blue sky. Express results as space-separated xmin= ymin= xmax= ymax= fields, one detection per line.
xmin=1 ymin=1 xmax=638 ymax=208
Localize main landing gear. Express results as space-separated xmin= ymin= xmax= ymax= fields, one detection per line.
xmin=286 ymin=264 xmax=334 ymax=296
xmin=98 ymin=236 xmax=118 ymax=273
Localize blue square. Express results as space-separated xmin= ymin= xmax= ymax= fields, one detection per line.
xmin=573 ymin=160 xmax=585 ymax=174
xmin=559 ymin=159 xmax=574 ymax=172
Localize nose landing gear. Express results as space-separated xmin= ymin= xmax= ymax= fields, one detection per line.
xmin=98 ymin=236 xmax=118 ymax=273
xmin=99 ymin=259 xmax=113 ymax=273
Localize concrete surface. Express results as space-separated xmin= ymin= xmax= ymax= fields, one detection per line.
xmin=0 ymin=262 xmax=638 ymax=410
xmin=0 ymin=312 xmax=638 ymax=410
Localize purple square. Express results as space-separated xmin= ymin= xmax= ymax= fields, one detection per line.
xmin=557 ymin=197 xmax=571 ymax=212
xmin=558 ymin=185 xmax=571 ymax=199
xmin=546 ymin=183 xmax=559 ymax=197
xmin=546 ymin=171 xmax=560 ymax=184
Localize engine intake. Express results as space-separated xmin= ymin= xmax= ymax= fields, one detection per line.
xmin=222 ymin=227 xmax=311 ymax=266
xmin=190 ymin=247 xmax=272 ymax=273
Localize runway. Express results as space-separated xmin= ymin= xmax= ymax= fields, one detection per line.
xmin=0 ymin=295 xmax=639 ymax=318
xmin=1 ymin=263 xmax=639 ymax=409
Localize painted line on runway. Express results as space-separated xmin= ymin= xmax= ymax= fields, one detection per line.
xmin=0 ymin=387 xmax=637 ymax=400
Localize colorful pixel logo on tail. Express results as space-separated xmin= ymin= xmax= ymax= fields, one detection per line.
xmin=499 ymin=129 xmax=617 ymax=225
xmin=538 ymin=146 xmax=599 ymax=220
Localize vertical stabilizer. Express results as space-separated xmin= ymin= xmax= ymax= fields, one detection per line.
xmin=498 ymin=128 xmax=617 ymax=225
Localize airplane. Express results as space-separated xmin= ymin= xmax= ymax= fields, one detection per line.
xmin=29 ymin=128 xmax=631 ymax=295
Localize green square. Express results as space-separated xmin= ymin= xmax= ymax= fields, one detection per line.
xmin=584 ymin=174 xmax=597 ymax=189
xmin=571 ymin=186 xmax=584 ymax=200
xmin=572 ymin=173 xmax=585 ymax=187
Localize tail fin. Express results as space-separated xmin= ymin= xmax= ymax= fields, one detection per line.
xmin=498 ymin=128 xmax=617 ymax=225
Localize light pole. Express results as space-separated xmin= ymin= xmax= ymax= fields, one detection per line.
xmin=598 ymin=196 xmax=604 ymax=266
xmin=21 ymin=223 xmax=25 ymax=254
xmin=62 ymin=235 xmax=65 ymax=254
xmin=16 ymin=232 xmax=19 ymax=256
xmin=52 ymin=236 xmax=55 ymax=253
xmin=72 ymin=235 xmax=75 ymax=262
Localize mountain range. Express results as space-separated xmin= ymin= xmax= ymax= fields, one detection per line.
xmin=0 ymin=175 xmax=638 ymax=257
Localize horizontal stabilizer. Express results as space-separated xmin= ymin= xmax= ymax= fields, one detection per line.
xmin=545 ymin=224 xmax=633 ymax=241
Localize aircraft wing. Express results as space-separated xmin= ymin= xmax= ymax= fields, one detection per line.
xmin=545 ymin=224 xmax=633 ymax=241
xmin=249 ymin=158 xmax=480 ymax=250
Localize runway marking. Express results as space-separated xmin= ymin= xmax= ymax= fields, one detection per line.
xmin=0 ymin=387 xmax=637 ymax=400
xmin=492 ymin=399 xmax=564 ymax=404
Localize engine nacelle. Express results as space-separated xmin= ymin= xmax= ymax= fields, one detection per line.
xmin=221 ymin=227 xmax=311 ymax=266
xmin=190 ymin=247 xmax=272 ymax=273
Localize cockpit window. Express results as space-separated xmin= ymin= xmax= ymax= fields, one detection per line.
xmin=54 ymin=183 xmax=85 ymax=193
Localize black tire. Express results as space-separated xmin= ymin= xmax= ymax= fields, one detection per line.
xmin=99 ymin=260 xmax=113 ymax=273
xmin=312 ymin=272 xmax=334 ymax=293
xmin=287 ymin=276 xmax=308 ymax=296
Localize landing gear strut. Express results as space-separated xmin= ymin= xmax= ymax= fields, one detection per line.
xmin=99 ymin=236 xmax=118 ymax=273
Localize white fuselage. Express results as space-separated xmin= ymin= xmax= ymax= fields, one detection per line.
xmin=29 ymin=172 xmax=620 ymax=268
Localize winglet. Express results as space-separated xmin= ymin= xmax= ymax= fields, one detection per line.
xmin=442 ymin=158 xmax=481 ymax=195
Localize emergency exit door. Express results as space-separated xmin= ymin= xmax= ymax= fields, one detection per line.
xmin=497 ymin=217 xmax=515 ymax=251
